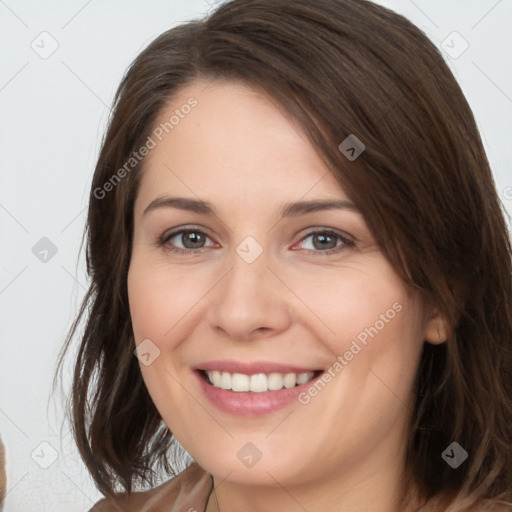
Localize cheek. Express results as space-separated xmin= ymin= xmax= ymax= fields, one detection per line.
xmin=284 ymin=260 xmax=418 ymax=358
xmin=127 ymin=259 xmax=194 ymax=414
xmin=127 ymin=257 xmax=193 ymax=343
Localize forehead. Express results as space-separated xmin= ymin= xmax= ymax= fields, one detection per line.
xmin=135 ymin=79 xmax=348 ymax=212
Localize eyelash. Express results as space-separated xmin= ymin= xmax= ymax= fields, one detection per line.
xmin=156 ymin=226 xmax=216 ymax=256
xmin=296 ymin=230 xmax=356 ymax=255
xmin=156 ymin=226 xmax=355 ymax=256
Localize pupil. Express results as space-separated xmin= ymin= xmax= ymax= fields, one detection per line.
xmin=313 ymin=233 xmax=336 ymax=250
xmin=184 ymin=231 xmax=204 ymax=248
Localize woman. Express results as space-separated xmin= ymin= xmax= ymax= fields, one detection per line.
xmin=55 ymin=0 xmax=512 ymax=510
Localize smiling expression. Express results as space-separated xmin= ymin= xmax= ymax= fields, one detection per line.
xmin=127 ymin=79 xmax=441 ymax=492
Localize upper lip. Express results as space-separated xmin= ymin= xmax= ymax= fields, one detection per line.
xmin=196 ymin=360 xmax=322 ymax=374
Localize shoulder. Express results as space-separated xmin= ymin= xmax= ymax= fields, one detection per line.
xmin=88 ymin=462 xmax=212 ymax=512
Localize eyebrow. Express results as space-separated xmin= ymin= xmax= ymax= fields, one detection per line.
xmin=142 ymin=196 xmax=359 ymax=218
xmin=143 ymin=196 xmax=215 ymax=216
xmin=279 ymin=198 xmax=359 ymax=216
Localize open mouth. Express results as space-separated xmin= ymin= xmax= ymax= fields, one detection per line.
xmin=199 ymin=369 xmax=323 ymax=393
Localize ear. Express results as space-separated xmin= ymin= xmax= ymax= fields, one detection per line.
xmin=424 ymin=307 xmax=449 ymax=345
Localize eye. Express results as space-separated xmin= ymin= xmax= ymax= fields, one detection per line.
xmin=158 ymin=227 xmax=216 ymax=254
xmin=293 ymin=229 xmax=355 ymax=255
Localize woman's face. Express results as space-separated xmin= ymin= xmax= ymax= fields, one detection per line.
xmin=128 ymin=79 xmax=441 ymax=492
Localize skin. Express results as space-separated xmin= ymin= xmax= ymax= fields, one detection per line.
xmin=127 ymin=79 xmax=447 ymax=512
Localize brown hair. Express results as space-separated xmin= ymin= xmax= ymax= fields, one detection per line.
xmin=54 ymin=0 xmax=512 ymax=509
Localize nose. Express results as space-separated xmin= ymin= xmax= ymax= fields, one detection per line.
xmin=207 ymin=248 xmax=292 ymax=342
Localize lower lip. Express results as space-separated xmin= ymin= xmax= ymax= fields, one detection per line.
xmin=195 ymin=371 xmax=323 ymax=416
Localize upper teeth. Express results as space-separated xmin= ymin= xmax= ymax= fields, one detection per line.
xmin=206 ymin=371 xmax=316 ymax=393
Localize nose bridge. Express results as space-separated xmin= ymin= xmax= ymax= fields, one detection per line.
xmin=207 ymin=239 xmax=291 ymax=339
xmin=223 ymin=241 xmax=274 ymax=310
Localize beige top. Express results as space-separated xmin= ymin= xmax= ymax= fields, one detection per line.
xmin=89 ymin=462 xmax=213 ymax=512
xmin=88 ymin=463 xmax=507 ymax=512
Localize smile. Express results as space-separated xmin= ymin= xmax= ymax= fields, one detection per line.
xmin=195 ymin=360 xmax=325 ymax=415
xmin=203 ymin=370 xmax=320 ymax=393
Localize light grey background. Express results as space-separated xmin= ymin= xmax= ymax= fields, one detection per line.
xmin=1 ymin=0 xmax=511 ymax=510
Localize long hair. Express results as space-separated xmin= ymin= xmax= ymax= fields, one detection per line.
xmin=54 ymin=0 xmax=512 ymax=509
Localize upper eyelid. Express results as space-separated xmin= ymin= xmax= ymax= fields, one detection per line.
xmin=162 ymin=225 xmax=351 ymax=237
xmin=292 ymin=230 xmax=354 ymax=251
xmin=164 ymin=225 xmax=214 ymax=238
xmin=295 ymin=226 xmax=355 ymax=244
